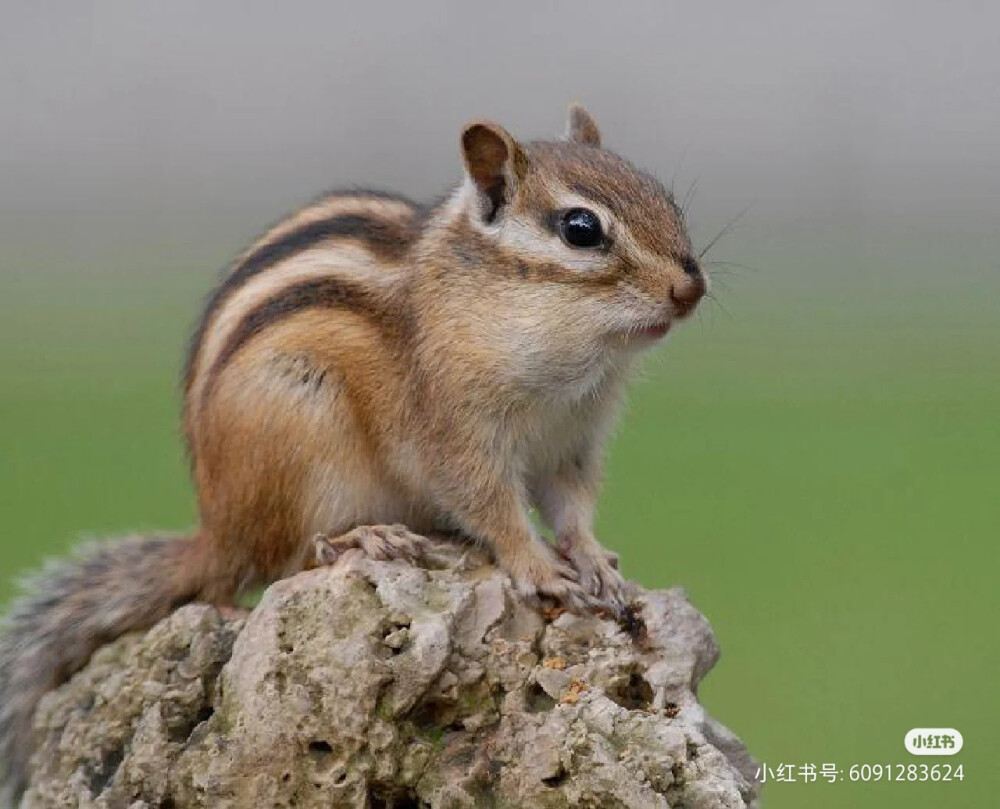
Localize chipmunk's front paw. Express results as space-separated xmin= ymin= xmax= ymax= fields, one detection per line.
xmin=314 ymin=524 xmax=429 ymax=566
xmin=557 ymin=537 xmax=627 ymax=615
xmin=500 ymin=544 xmax=595 ymax=613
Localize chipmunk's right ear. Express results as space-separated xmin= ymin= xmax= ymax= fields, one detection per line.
xmin=460 ymin=121 xmax=524 ymax=224
xmin=565 ymin=103 xmax=602 ymax=147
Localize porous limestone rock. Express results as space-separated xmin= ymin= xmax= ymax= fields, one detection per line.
xmin=24 ymin=542 xmax=759 ymax=808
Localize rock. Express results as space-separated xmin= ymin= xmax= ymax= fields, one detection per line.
xmin=24 ymin=542 xmax=759 ymax=809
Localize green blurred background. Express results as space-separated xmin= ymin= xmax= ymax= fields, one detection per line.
xmin=2 ymin=3 xmax=997 ymax=806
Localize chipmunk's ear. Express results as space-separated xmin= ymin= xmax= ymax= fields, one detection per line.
xmin=461 ymin=120 xmax=523 ymax=223
xmin=565 ymin=103 xmax=601 ymax=147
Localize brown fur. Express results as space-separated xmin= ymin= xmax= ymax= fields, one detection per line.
xmin=0 ymin=105 xmax=707 ymax=805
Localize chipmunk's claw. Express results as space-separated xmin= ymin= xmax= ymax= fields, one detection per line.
xmin=501 ymin=542 xmax=605 ymax=615
xmin=314 ymin=524 xmax=429 ymax=566
xmin=557 ymin=538 xmax=627 ymax=617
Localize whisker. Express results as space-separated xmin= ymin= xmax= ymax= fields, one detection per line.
xmin=704 ymin=290 xmax=734 ymax=321
xmin=695 ymin=295 xmax=722 ymax=330
xmin=681 ymin=177 xmax=700 ymax=216
xmin=701 ymin=266 xmax=742 ymax=279
xmin=698 ymin=202 xmax=755 ymax=260
xmin=669 ymin=145 xmax=691 ymax=198
xmin=708 ymin=275 xmax=734 ymax=293
xmin=703 ymin=259 xmax=760 ymax=274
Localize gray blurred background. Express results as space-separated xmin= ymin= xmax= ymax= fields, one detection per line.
xmin=1 ymin=4 xmax=997 ymax=808
xmin=3 ymin=1 xmax=998 ymax=255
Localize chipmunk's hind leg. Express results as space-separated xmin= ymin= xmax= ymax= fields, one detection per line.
xmin=313 ymin=524 xmax=429 ymax=566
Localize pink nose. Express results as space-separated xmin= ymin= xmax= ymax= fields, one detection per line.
xmin=670 ymin=273 xmax=706 ymax=315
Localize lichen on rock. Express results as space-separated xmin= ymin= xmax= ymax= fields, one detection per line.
xmin=24 ymin=541 xmax=759 ymax=808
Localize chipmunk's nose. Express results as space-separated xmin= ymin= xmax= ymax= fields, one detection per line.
xmin=669 ymin=258 xmax=707 ymax=315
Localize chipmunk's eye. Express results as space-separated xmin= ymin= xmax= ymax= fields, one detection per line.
xmin=559 ymin=208 xmax=604 ymax=248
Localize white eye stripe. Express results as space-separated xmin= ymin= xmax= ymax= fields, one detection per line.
xmin=546 ymin=185 xmax=682 ymax=267
xmin=457 ymin=182 xmax=613 ymax=272
xmin=545 ymin=188 xmax=660 ymax=267
xmin=497 ymin=215 xmax=610 ymax=272
xmin=459 ymin=180 xmax=661 ymax=274
xmin=505 ymin=186 xmax=622 ymax=270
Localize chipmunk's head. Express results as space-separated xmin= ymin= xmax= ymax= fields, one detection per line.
xmin=453 ymin=104 xmax=706 ymax=363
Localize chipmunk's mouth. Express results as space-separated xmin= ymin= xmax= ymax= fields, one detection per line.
xmin=617 ymin=319 xmax=671 ymax=342
xmin=636 ymin=320 xmax=671 ymax=339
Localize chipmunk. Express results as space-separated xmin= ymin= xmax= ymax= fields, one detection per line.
xmin=0 ymin=104 xmax=706 ymax=804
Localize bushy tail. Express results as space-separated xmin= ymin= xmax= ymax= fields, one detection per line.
xmin=0 ymin=534 xmax=204 ymax=807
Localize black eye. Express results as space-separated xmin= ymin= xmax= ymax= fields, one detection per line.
xmin=558 ymin=207 xmax=604 ymax=248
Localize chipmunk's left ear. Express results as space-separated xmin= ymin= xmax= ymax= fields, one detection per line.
xmin=565 ymin=103 xmax=601 ymax=147
xmin=461 ymin=120 xmax=525 ymax=224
